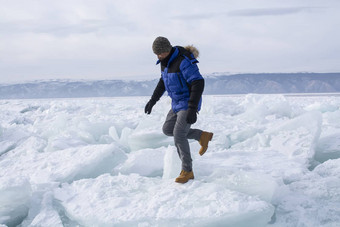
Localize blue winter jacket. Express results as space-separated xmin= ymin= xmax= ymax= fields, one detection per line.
xmin=156 ymin=46 xmax=204 ymax=113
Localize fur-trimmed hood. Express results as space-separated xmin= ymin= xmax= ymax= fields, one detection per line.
xmin=184 ymin=45 xmax=199 ymax=58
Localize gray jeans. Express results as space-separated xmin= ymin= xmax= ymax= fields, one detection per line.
xmin=162 ymin=109 xmax=203 ymax=172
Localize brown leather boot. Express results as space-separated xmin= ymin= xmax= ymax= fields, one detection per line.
xmin=175 ymin=170 xmax=194 ymax=183
xmin=199 ymin=131 xmax=213 ymax=156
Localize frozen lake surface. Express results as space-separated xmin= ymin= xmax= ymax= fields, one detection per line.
xmin=0 ymin=94 xmax=340 ymax=226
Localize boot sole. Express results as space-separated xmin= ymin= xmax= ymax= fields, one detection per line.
xmin=175 ymin=176 xmax=194 ymax=183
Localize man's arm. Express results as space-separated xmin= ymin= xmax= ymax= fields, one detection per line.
xmin=180 ymin=59 xmax=204 ymax=110
xmin=145 ymin=78 xmax=165 ymax=114
xmin=186 ymin=79 xmax=204 ymax=124
xmin=188 ymin=79 xmax=204 ymax=110
xmin=151 ymin=78 xmax=165 ymax=102
xmin=180 ymin=59 xmax=204 ymax=123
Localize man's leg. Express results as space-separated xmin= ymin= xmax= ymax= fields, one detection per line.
xmin=181 ymin=116 xmax=213 ymax=157
xmin=187 ymin=128 xmax=202 ymax=141
xmin=162 ymin=109 xmax=212 ymax=183
xmin=163 ymin=109 xmax=202 ymax=140
xmin=162 ymin=109 xmax=183 ymax=158
xmin=162 ymin=109 xmax=191 ymax=170
xmin=162 ymin=109 xmax=177 ymax=137
xmin=184 ymin=117 xmax=213 ymax=157
xmin=173 ymin=110 xmax=192 ymax=172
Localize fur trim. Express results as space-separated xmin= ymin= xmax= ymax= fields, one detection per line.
xmin=184 ymin=45 xmax=199 ymax=58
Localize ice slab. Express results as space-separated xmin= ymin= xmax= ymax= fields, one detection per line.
xmin=239 ymin=94 xmax=292 ymax=122
xmin=127 ymin=117 xmax=172 ymax=151
xmin=0 ymin=144 xmax=126 ymax=184
xmin=267 ymin=111 xmax=322 ymax=161
xmin=273 ymin=158 xmax=340 ymax=226
xmin=54 ymin=174 xmax=274 ymax=226
xmin=0 ymin=177 xmax=31 ymax=227
xmin=208 ymin=170 xmax=278 ymax=203
xmin=18 ymin=182 xmax=64 ymax=227
xmin=315 ymin=132 xmax=340 ymax=163
xmin=114 ymin=147 xmax=166 ymax=177
xmin=162 ymin=145 xmax=182 ymax=179
xmin=23 ymin=191 xmax=63 ymax=227
xmin=232 ymin=111 xmax=322 ymax=166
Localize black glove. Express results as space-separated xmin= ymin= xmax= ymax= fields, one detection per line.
xmin=144 ymin=99 xmax=156 ymax=114
xmin=186 ymin=108 xmax=197 ymax=124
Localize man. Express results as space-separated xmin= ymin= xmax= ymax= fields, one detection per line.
xmin=144 ymin=36 xmax=213 ymax=184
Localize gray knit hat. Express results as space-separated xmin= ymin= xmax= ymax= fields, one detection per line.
xmin=152 ymin=36 xmax=172 ymax=55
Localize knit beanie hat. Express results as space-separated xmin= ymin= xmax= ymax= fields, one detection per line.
xmin=152 ymin=36 xmax=172 ymax=55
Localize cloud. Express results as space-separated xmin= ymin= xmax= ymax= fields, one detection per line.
xmin=0 ymin=19 xmax=135 ymax=37
xmin=170 ymin=6 xmax=320 ymax=21
xmin=228 ymin=7 xmax=319 ymax=17
xmin=0 ymin=0 xmax=138 ymax=37
xmin=0 ymin=0 xmax=339 ymax=83
xmin=171 ymin=12 xmax=217 ymax=20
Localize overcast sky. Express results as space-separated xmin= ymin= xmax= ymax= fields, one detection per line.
xmin=1 ymin=0 xmax=340 ymax=83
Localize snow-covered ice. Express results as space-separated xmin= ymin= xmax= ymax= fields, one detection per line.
xmin=0 ymin=94 xmax=340 ymax=226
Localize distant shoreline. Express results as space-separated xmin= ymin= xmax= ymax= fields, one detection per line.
xmin=1 ymin=72 xmax=340 ymax=99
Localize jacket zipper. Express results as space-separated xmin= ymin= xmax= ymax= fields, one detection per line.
xmin=177 ymin=73 xmax=184 ymax=88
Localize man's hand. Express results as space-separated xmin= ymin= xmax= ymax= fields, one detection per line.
xmin=144 ymin=100 xmax=156 ymax=114
xmin=186 ymin=108 xmax=197 ymax=124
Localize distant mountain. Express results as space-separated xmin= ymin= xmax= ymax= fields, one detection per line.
xmin=0 ymin=73 xmax=340 ymax=99
xmin=204 ymin=73 xmax=340 ymax=94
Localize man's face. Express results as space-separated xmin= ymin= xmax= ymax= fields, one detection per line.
xmin=156 ymin=52 xmax=170 ymax=61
